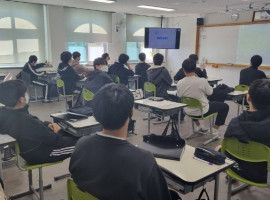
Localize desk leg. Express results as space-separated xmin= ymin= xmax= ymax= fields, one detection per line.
xmin=214 ymin=174 xmax=220 ymax=200
xmin=178 ymin=109 xmax=181 ymax=130
xmin=136 ymin=78 xmax=139 ymax=90
xmin=148 ymin=112 xmax=151 ymax=135
xmin=0 ymin=147 xmax=3 ymax=180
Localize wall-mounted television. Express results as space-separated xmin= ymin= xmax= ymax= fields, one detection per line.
xmin=144 ymin=28 xmax=181 ymax=49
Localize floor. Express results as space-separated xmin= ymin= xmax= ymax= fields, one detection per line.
xmin=2 ymin=99 xmax=270 ymax=200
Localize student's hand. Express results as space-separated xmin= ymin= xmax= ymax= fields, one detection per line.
xmin=45 ymin=61 xmax=50 ymax=66
xmin=201 ymin=63 xmax=206 ymax=70
xmin=48 ymin=123 xmax=61 ymax=134
xmin=126 ymin=62 xmax=132 ymax=70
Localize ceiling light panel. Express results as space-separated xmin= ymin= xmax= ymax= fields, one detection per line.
xmin=137 ymin=5 xmax=175 ymax=12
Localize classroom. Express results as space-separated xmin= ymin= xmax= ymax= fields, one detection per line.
xmin=0 ymin=0 xmax=270 ymax=199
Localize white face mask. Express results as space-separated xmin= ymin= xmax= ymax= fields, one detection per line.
xmin=25 ymin=94 xmax=29 ymax=104
xmin=101 ymin=65 xmax=108 ymax=72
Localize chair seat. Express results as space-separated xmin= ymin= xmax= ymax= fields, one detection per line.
xmin=17 ymin=156 xmax=63 ymax=170
xmin=226 ymin=169 xmax=267 ymax=188
xmin=187 ymin=112 xmax=217 ymax=120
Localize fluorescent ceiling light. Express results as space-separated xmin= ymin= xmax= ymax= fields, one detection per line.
xmin=89 ymin=0 xmax=116 ymax=3
xmin=137 ymin=5 xmax=175 ymax=12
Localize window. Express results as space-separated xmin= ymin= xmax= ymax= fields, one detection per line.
xmin=67 ymin=42 xmax=107 ymax=63
xmin=0 ymin=1 xmax=45 ymax=65
xmin=126 ymin=42 xmax=155 ymax=62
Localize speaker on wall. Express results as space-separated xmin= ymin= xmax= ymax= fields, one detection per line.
xmin=197 ymin=18 xmax=204 ymax=26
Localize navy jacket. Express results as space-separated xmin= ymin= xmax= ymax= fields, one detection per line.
xmin=108 ymin=62 xmax=134 ymax=85
xmin=239 ymin=66 xmax=266 ymax=86
xmin=22 ymin=62 xmax=45 ymax=81
xmin=174 ymin=67 xmax=207 ymax=81
xmin=135 ymin=62 xmax=150 ymax=89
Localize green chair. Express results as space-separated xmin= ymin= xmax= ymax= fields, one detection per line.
xmin=143 ymin=82 xmax=156 ymax=98
xmin=181 ymin=97 xmax=219 ymax=145
xmin=67 ymin=178 xmax=99 ymax=200
xmin=9 ymin=142 xmax=63 ymax=200
xmin=82 ymin=88 xmax=95 ymax=102
xmin=56 ymin=78 xmax=77 ymax=109
xmin=234 ymin=84 xmax=249 ymax=116
xmin=115 ymin=76 xmax=120 ymax=84
xmin=221 ymin=137 xmax=270 ymax=200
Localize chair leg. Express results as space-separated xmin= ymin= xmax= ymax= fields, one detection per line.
xmin=227 ymin=176 xmax=232 ymax=200
xmin=203 ymin=117 xmax=219 ymax=145
xmin=9 ymin=169 xmax=52 ymax=200
xmin=185 ymin=120 xmax=197 ymax=140
xmin=35 ymin=87 xmax=38 ymax=102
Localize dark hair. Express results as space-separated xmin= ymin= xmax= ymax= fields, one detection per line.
xmin=61 ymin=51 xmax=72 ymax=64
xmin=251 ymin=55 xmax=262 ymax=68
xmin=248 ymin=79 xmax=270 ymax=110
xmin=139 ymin=53 xmax=146 ymax=61
xmin=182 ymin=58 xmax=196 ymax=73
xmin=0 ymin=80 xmax=27 ymax=107
xmin=153 ymin=53 xmax=164 ymax=65
xmin=28 ymin=55 xmax=37 ymax=63
xmin=93 ymin=57 xmax=106 ymax=69
xmin=102 ymin=53 xmax=109 ymax=65
xmin=118 ymin=54 xmax=129 ymax=64
xmin=72 ymin=51 xmax=81 ymax=60
xmin=92 ymin=83 xmax=134 ymax=130
xmin=189 ymin=54 xmax=199 ymax=62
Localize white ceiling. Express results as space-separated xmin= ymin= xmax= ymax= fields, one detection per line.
xmin=9 ymin=0 xmax=270 ymax=17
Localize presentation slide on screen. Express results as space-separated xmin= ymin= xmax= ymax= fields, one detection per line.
xmin=237 ymin=23 xmax=270 ymax=66
xmin=148 ymin=28 xmax=177 ymax=49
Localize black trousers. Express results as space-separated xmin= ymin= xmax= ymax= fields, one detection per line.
xmin=193 ymin=101 xmax=229 ymax=126
xmin=31 ymin=79 xmax=49 ymax=100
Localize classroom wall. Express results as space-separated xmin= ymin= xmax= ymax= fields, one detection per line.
xmin=166 ymin=11 xmax=270 ymax=87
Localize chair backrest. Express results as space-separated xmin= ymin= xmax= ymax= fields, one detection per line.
xmin=82 ymin=88 xmax=95 ymax=102
xmin=115 ymin=76 xmax=120 ymax=84
xmin=222 ymin=137 xmax=270 ymax=186
xmin=181 ymin=97 xmax=203 ymax=113
xmin=67 ymin=178 xmax=99 ymax=200
xmin=21 ymin=71 xmax=31 ymax=86
xmin=235 ymin=84 xmax=249 ymax=92
xmin=144 ymin=82 xmax=156 ymax=97
xmin=56 ymin=78 xmax=65 ymax=96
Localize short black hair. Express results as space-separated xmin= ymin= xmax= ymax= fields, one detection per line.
xmin=182 ymin=58 xmax=196 ymax=73
xmin=139 ymin=53 xmax=146 ymax=61
xmin=92 ymin=83 xmax=134 ymax=130
xmin=251 ymin=55 xmax=263 ymax=68
xmin=61 ymin=51 xmax=72 ymax=64
xmin=153 ymin=53 xmax=164 ymax=65
xmin=102 ymin=53 xmax=109 ymax=59
xmin=93 ymin=57 xmax=106 ymax=69
xmin=248 ymin=79 xmax=270 ymax=110
xmin=189 ymin=54 xmax=199 ymax=62
xmin=118 ymin=54 xmax=129 ymax=64
xmin=0 ymin=80 xmax=27 ymax=107
xmin=72 ymin=51 xmax=81 ymax=60
xmin=28 ymin=55 xmax=37 ymax=63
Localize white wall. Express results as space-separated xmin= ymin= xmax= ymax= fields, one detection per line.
xmin=166 ymin=11 xmax=270 ymax=87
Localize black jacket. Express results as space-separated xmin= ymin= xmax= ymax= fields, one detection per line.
xmin=69 ymin=134 xmax=171 ymax=200
xmin=108 ymin=62 xmax=134 ymax=85
xmin=224 ymin=110 xmax=270 ymax=183
xmin=174 ymin=67 xmax=207 ymax=81
xmin=22 ymin=62 xmax=45 ymax=81
xmin=58 ymin=63 xmax=83 ymax=94
xmin=0 ymin=106 xmax=62 ymax=165
xmin=84 ymin=70 xmax=113 ymax=94
xmin=239 ymin=66 xmax=266 ymax=86
xmin=147 ymin=66 xmax=172 ymax=98
xmin=135 ymin=62 xmax=150 ymax=89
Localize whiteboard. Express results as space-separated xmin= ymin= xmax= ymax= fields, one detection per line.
xmin=198 ymin=23 xmax=270 ymax=66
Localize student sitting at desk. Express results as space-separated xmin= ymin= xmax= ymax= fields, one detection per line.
xmin=135 ymin=53 xmax=150 ymax=89
xmin=0 ymin=80 xmax=78 ymax=165
xmin=217 ymin=79 xmax=270 ymax=183
xmin=101 ymin=53 xmax=110 ymax=72
xmin=174 ymin=54 xmax=207 ymax=81
xmin=21 ymin=55 xmax=51 ymax=102
xmin=239 ymin=55 xmax=266 ymax=86
xmin=147 ymin=53 xmax=172 ymax=99
xmin=69 ymin=83 xmax=176 ymax=200
xmin=84 ymin=57 xmax=113 ymax=94
xmin=108 ymin=53 xmax=134 ymax=85
xmin=177 ymin=58 xmax=229 ymax=136
xmin=58 ymin=51 xmax=84 ymax=107
xmin=70 ymin=51 xmax=94 ymax=75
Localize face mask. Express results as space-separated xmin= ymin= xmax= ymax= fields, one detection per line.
xmin=101 ymin=65 xmax=108 ymax=72
xmin=25 ymin=94 xmax=29 ymax=104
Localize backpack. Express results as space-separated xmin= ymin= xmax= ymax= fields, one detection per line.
xmin=208 ymin=84 xmax=234 ymax=102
